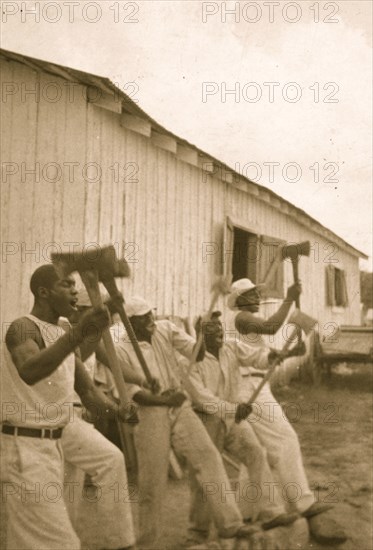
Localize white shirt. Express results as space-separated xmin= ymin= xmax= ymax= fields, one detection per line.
xmin=1 ymin=315 xmax=75 ymax=428
xmin=184 ymin=340 xmax=269 ymax=422
xmin=115 ymin=320 xmax=195 ymax=400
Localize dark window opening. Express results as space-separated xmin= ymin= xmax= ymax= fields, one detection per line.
xmin=232 ymin=228 xmax=258 ymax=283
xmin=229 ymin=224 xmax=284 ymax=299
xmin=326 ymin=265 xmax=348 ymax=307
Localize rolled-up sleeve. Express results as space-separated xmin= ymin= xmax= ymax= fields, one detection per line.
xmin=167 ymin=321 xmax=196 ymax=359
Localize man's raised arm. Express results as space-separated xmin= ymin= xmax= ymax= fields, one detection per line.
xmin=5 ymin=308 xmax=109 ymax=385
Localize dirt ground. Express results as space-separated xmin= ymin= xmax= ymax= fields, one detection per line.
xmin=153 ymin=365 xmax=373 ymax=550
xmin=1 ymin=364 xmax=372 ymax=550
xmin=272 ymin=365 xmax=373 ymax=550
xmin=154 ymin=364 xmax=372 ymax=550
xmin=81 ymin=363 xmax=373 ymax=550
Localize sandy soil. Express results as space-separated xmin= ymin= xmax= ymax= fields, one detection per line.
xmin=1 ymin=365 xmax=372 ymax=550
xmin=274 ymin=367 xmax=373 ymax=550
xmin=155 ymin=366 xmax=373 ymax=550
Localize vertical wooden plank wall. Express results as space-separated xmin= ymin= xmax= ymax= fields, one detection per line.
xmin=1 ymin=58 xmax=361 ymax=335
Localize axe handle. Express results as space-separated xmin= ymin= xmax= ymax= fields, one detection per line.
xmin=79 ymin=272 xmax=130 ymax=406
xmin=244 ymin=326 xmax=298 ymax=408
xmin=116 ymin=417 xmax=137 ymax=471
xmin=291 ymin=259 xmax=300 ymax=309
xmin=79 ymin=271 xmax=133 ymax=464
xmin=189 ymin=286 xmax=221 ymax=365
xmin=99 ymin=276 xmax=154 ymax=386
xmin=115 ymin=305 xmax=154 ymax=386
xmin=291 ymin=260 xmax=302 ymax=347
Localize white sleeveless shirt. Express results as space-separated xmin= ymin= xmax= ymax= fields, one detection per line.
xmin=1 ymin=315 xmax=75 ymax=428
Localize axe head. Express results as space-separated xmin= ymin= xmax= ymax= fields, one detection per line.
xmin=211 ymin=274 xmax=233 ymax=296
xmin=51 ymin=245 xmax=130 ymax=281
xmin=287 ymin=309 xmax=317 ymax=335
xmin=282 ymin=241 xmax=311 ymax=261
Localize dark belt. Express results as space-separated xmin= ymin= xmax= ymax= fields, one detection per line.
xmin=250 ymin=372 xmax=265 ymax=378
xmin=2 ymin=424 xmax=63 ymax=439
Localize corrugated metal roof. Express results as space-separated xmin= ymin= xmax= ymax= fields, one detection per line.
xmin=0 ymin=47 xmax=367 ymax=259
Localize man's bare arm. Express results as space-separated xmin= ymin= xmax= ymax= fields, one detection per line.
xmin=235 ymin=302 xmax=293 ymax=336
xmin=5 ymin=309 xmax=109 ymax=386
xmin=235 ymin=284 xmax=301 ymax=336
xmin=6 ymin=317 xmax=84 ymax=385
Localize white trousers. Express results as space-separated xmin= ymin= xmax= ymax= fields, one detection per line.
xmin=0 ymin=432 xmax=81 ymax=550
xmin=242 ymin=377 xmax=315 ymax=513
xmin=134 ymin=405 xmax=244 ymax=548
xmin=61 ymin=414 xmax=136 ymax=549
xmin=188 ymin=412 xmax=286 ymax=538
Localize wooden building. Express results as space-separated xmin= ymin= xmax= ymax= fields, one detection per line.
xmin=1 ymin=49 xmax=367 ymax=359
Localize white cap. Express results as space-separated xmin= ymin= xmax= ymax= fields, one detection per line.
xmin=227 ymin=278 xmax=264 ymax=310
xmin=124 ymin=296 xmax=153 ymax=317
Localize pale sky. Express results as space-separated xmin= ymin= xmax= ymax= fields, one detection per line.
xmin=2 ymin=0 xmax=372 ymax=268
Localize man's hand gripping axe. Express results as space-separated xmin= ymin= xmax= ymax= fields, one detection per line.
xmin=52 ymin=246 xmax=156 ymax=392
xmin=236 ymin=309 xmax=317 ymax=423
xmin=263 ymin=241 xmax=311 ymax=345
xmin=189 ymin=275 xmax=232 ymax=365
xmin=52 ymin=246 xmax=132 ymax=407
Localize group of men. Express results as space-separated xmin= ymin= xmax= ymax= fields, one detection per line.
xmin=1 ymin=264 xmax=331 ymax=550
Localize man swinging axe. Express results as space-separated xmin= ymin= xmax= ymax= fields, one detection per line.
xmin=1 ymin=264 xmax=136 ymax=550
xmin=226 ymin=278 xmax=348 ymax=545
xmin=114 ymin=291 xmax=267 ymax=549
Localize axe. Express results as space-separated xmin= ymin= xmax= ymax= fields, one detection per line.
xmin=282 ymin=241 xmax=311 ymax=308
xmin=262 ymin=240 xmax=311 ymax=291
xmin=52 ymin=246 xmax=155 ymax=389
xmin=263 ymin=240 xmax=311 ymax=345
xmin=52 ymin=247 xmax=131 ymax=406
xmin=189 ymin=275 xmax=232 ymax=366
xmin=52 ymin=247 xmax=136 ymax=464
xmin=283 ymin=241 xmax=311 ymax=345
xmin=97 ymin=273 xmax=154 ymax=387
xmin=236 ymin=309 xmax=317 ymax=423
xmin=177 ymin=275 xmax=232 ymax=396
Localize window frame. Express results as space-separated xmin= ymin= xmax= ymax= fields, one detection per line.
xmin=223 ymin=216 xmax=285 ymax=299
xmin=325 ymin=264 xmax=349 ymax=308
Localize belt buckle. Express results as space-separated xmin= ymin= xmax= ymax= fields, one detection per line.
xmin=41 ymin=428 xmax=52 ymax=439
